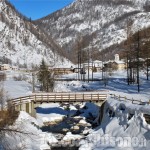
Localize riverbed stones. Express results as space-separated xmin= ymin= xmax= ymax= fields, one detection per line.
xmin=82 ymin=128 xmax=90 ymax=135
xmin=77 ymin=119 xmax=91 ymax=127
xmin=63 ymin=132 xmax=83 ymax=142
xmin=71 ymin=125 xmax=80 ymax=131
xmin=79 ymin=119 xmax=87 ymax=125
xmin=62 ymin=128 xmax=69 ymax=132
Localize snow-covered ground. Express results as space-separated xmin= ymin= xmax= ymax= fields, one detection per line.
xmin=1 ymin=69 xmax=150 ymax=150
xmin=0 ymin=111 xmax=58 ymax=150
xmin=36 ymin=103 xmax=68 ymax=126
xmin=56 ymin=70 xmax=150 ymax=102
xmin=1 ymin=70 xmax=33 ymax=99
xmin=79 ymin=99 xmax=150 ymax=150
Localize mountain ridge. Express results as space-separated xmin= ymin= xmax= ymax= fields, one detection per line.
xmin=35 ymin=0 xmax=150 ymax=62
xmin=0 ymin=0 xmax=72 ymax=68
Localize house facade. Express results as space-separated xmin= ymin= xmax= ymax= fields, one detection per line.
xmin=0 ymin=64 xmax=11 ymax=70
xmin=104 ymin=54 xmax=126 ymax=70
xmin=114 ymin=54 xmax=126 ymax=70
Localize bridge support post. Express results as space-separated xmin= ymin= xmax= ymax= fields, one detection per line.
xmin=26 ymin=103 xmax=29 ymax=113
xmin=21 ymin=103 xmax=26 ymax=112
xmin=31 ymin=101 xmax=36 ymax=118
xmin=15 ymin=105 xmax=20 ymax=111
xmin=28 ymin=102 xmax=32 ymax=114
xmin=19 ymin=98 xmax=22 ymax=111
xmin=99 ymin=101 xmax=106 ymax=125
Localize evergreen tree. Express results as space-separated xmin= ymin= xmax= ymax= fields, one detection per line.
xmin=38 ymin=59 xmax=54 ymax=92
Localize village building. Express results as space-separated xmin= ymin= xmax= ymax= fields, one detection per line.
xmin=0 ymin=64 xmax=11 ymax=71
xmin=11 ymin=66 xmax=18 ymax=70
xmin=83 ymin=62 xmax=93 ymax=71
xmin=104 ymin=54 xmax=126 ymax=70
xmin=93 ymin=60 xmax=103 ymax=71
xmin=81 ymin=60 xmax=103 ymax=72
xmin=114 ymin=54 xmax=126 ymax=70
xmin=49 ymin=67 xmax=73 ymax=75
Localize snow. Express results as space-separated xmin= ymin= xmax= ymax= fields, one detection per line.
xmin=0 ymin=70 xmax=33 ymax=99
xmin=36 ymin=0 xmax=150 ymax=55
xmin=79 ymin=119 xmax=88 ymax=125
xmin=1 ymin=57 xmax=150 ymax=150
xmin=79 ymin=101 xmax=150 ymax=150
xmin=0 ymin=0 xmax=73 ymax=68
xmin=63 ymin=132 xmax=83 ymax=141
xmin=3 ymin=80 xmax=32 ymax=99
xmin=1 ymin=111 xmax=58 ymax=150
xmin=51 ymin=69 xmax=150 ymax=149
xmin=36 ymin=103 xmax=67 ymax=125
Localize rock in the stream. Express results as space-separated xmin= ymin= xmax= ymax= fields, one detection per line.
xmin=71 ymin=125 xmax=80 ymax=131
xmin=63 ymin=132 xmax=83 ymax=142
xmin=79 ymin=119 xmax=87 ymax=125
xmin=82 ymin=128 xmax=90 ymax=135
xmin=62 ymin=128 xmax=69 ymax=132
xmin=78 ymin=119 xmax=91 ymax=127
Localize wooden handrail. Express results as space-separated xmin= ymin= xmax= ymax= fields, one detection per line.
xmin=8 ymin=92 xmax=108 ymax=106
xmin=110 ymin=94 xmax=147 ymax=105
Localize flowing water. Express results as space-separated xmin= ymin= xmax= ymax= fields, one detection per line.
xmin=51 ymin=147 xmax=79 ymax=150
xmin=41 ymin=116 xmax=85 ymax=134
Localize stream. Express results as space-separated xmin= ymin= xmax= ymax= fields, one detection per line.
xmin=51 ymin=147 xmax=78 ymax=150
xmin=41 ymin=116 xmax=87 ymax=149
xmin=39 ymin=103 xmax=100 ymax=150
xmin=41 ymin=116 xmax=86 ymax=134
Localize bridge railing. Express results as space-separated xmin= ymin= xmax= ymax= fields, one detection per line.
xmin=8 ymin=92 xmax=108 ymax=106
xmin=32 ymin=93 xmax=108 ymax=103
xmin=10 ymin=95 xmax=34 ymax=105
xmin=110 ymin=94 xmax=149 ymax=105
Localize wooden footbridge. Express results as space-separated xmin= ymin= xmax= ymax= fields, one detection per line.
xmin=8 ymin=91 xmax=108 ymax=117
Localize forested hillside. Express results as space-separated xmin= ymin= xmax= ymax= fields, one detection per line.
xmin=0 ymin=0 xmax=71 ymax=68
xmin=35 ymin=0 xmax=150 ymax=63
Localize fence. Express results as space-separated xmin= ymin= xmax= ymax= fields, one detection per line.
xmin=110 ymin=94 xmax=149 ymax=105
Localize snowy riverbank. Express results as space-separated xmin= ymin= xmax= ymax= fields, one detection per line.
xmin=1 ymin=69 xmax=150 ymax=150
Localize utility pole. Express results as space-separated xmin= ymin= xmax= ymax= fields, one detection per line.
xmin=79 ymin=38 xmax=82 ymax=81
xmin=127 ymin=52 xmax=129 ymax=85
xmin=137 ymin=31 xmax=140 ymax=92
xmin=88 ymin=47 xmax=90 ymax=83
xmin=102 ymin=54 xmax=104 ymax=80
xmin=32 ymin=72 xmax=35 ymax=93
xmin=92 ymin=59 xmax=93 ymax=82
xmin=126 ymin=18 xmax=133 ymax=85
xmin=83 ymin=64 xmax=85 ymax=82
xmin=77 ymin=40 xmax=80 ymax=81
xmin=91 ymin=45 xmax=94 ymax=82
xmin=146 ymin=59 xmax=149 ymax=80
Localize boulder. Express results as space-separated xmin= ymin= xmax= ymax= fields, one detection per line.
xmin=71 ymin=125 xmax=80 ymax=131
xmin=62 ymin=128 xmax=69 ymax=132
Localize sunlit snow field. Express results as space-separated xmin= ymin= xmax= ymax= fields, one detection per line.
xmin=1 ymin=69 xmax=150 ymax=150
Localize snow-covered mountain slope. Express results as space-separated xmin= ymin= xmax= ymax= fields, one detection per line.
xmin=0 ymin=0 xmax=72 ymax=68
xmin=35 ymin=0 xmax=150 ymax=61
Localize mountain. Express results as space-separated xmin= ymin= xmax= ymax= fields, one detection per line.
xmin=35 ymin=0 xmax=150 ymax=62
xmin=0 ymin=0 xmax=72 ymax=68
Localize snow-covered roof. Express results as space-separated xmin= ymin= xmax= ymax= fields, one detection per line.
xmin=115 ymin=60 xmax=125 ymax=64
xmin=93 ymin=60 xmax=102 ymax=63
xmin=1 ymin=64 xmax=10 ymax=66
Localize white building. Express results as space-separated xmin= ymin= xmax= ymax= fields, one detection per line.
xmin=0 ymin=64 xmax=11 ymax=70
xmin=11 ymin=66 xmax=18 ymax=70
xmin=115 ymin=54 xmax=120 ymax=62
xmin=114 ymin=54 xmax=126 ymax=70
xmin=93 ymin=60 xmax=103 ymax=68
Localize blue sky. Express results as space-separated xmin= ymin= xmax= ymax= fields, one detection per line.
xmin=9 ymin=0 xmax=74 ymax=20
